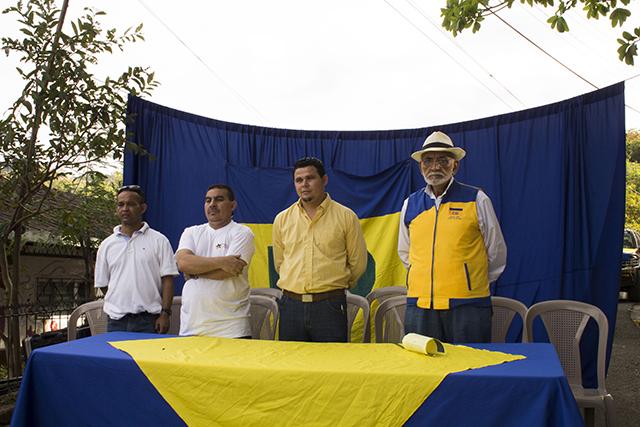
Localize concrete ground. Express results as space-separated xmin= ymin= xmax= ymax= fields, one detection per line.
xmin=603 ymin=302 xmax=640 ymax=427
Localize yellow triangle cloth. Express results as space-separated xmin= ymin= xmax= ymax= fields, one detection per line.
xmin=111 ymin=337 xmax=524 ymax=427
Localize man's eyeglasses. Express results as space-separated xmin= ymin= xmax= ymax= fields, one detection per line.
xmin=421 ymin=156 xmax=453 ymax=168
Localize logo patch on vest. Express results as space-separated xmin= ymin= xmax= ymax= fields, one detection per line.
xmin=448 ymin=206 xmax=463 ymax=220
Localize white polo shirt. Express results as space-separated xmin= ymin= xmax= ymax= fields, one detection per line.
xmin=95 ymin=222 xmax=178 ymax=320
xmin=177 ymin=221 xmax=254 ymax=338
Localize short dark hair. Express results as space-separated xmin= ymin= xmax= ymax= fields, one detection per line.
xmin=207 ymin=184 xmax=236 ymax=201
xmin=117 ymin=185 xmax=146 ymax=203
xmin=293 ymin=157 xmax=325 ymax=177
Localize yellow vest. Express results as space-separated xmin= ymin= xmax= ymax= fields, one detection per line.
xmin=405 ymin=181 xmax=489 ymax=309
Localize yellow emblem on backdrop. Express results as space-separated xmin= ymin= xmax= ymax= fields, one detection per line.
xmin=245 ymin=212 xmax=407 ymax=292
xmin=245 ymin=213 xmax=408 ymax=343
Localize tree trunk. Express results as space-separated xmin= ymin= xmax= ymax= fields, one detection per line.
xmin=7 ymin=224 xmax=23 ymax=377
xmin=80 ymin=236 xmax=94 ymax=301
xmin=0 ymin=243 xmax=13 ymax=366
xmin=1 ymin=0 xmax=72 ymax=378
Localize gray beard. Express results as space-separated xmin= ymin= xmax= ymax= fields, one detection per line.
xmin=424 ymin=173 xmax=451 ymax=187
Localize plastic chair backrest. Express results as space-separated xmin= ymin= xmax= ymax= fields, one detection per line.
xmin=67 ymin=300 xmax=107 ymax=341
xmin=346 ymin=292 xmax=370 ymax=343
xmin=249 ymin=294 xmax=279 ymax=340
xmin=374 ymin=295 xmax=406 ymax=343
xmin=168 ymin=296 xmax=182 ymax=335
xmin=366 ymin=286 xmax=407 ymax=305
xmin=491 ymin=296 xmax=528 ymax=343
xmin=365 ymin=287 xmax=407 ymax=342
xmin=524 ymin=300 xmax=608 ymax=390
xmin=250 ymin=287 xmax=283 ymax=300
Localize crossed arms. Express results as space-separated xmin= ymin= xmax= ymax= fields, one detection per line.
xmin=175 ymin=249 xmax=246 ymax=280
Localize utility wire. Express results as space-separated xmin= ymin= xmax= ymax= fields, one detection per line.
xmin=404 ymin=0 xmax=526 ymax=108
xmin=489 ymin=9 xmax=598 ymax=89
xmin=622 ymin=73 xmax=640 ymax=115
xmin=492 ymin=8 xmax=640 ymax=115
xmin=525 ymin=5 xmax=610 ymax=64
xmin=383 ymin=0 xmax=519 ymax=111
xmin=136 ymin=0 xmax=269 ymax=124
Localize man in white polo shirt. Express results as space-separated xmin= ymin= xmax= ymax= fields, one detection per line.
xmin=94 ymin=185 xmax=178 ymax=333
xmin=175 ymin=184 xmax=255 ymax=338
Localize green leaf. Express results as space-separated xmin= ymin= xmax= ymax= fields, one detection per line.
xmin=557 ymin=17 xmax=569 ymax=33
xmin=609 ymin=8 xmax=631 ymax=28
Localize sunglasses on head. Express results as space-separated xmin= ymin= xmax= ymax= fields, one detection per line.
xmin=117 ymin=185 xmax=142 ymax=194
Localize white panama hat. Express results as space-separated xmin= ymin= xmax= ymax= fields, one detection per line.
xmin=411 ymin=131 xmax=466 ymax=162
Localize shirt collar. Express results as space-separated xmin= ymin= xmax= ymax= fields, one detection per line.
xmin=424 ymin=178 xmax=455 ymax=200
xmin=114 ymin=221 xmax=149 ymax=236
xmin=208 ymin=220 xmax=234 ymax=232
xmin=296 ymin=193 xmax=332 ymax=212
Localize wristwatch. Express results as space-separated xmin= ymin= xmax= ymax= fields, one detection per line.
xmin=161 ymin=308 xmax=172 ymax=315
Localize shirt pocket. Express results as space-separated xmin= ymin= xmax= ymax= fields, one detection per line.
xmin=314 ymin=227 xmax=345 ymax=258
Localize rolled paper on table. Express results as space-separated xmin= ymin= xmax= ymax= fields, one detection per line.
xmin=401 ymin=333 xmax=446 ymax=355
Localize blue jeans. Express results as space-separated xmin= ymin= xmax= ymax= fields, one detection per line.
xmin=107 ymin=312 xmax=158 ymax=333
xmin=404 ymin=300 xmax=491 ymax=344
xmin=278 ymin=294 xmax=348 ymax=342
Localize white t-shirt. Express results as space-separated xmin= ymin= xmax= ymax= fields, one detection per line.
xmin=177 ymin=221 xmax=255 ymax=338
xmin=94 ymin=223 xmax=178 ymax=320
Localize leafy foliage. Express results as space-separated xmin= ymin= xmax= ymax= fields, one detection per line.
xmin=54 ymin=172 xmax=119 ymax=250
xmin=627 ymin=130 xmax=640 ymax=231
xmin=0 ymin=0 xmax=157 ymax=376
xmin=441 ymin=0 xmax=640 ymax=65
xmin=626 ymin=129 xmax=640 ymax=162
xmin=0 ymin=0 xmax=157 ymax=242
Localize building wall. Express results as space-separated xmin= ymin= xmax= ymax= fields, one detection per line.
xmin=1 ymin=254 xmax=91 ymax=350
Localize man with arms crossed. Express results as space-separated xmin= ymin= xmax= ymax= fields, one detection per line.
xmin=273 ymin=157 xmax=367 ymax=342
xmin=95 ymin=185 xmax=177 ymax=333
xmin=398 ymin=131 xmax=507 ymax=343
xmin=176 ymin=184 xmax=255 ymax=338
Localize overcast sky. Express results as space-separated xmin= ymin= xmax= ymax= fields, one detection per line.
xmin=1 ymin=0 xmax=639 ymax=132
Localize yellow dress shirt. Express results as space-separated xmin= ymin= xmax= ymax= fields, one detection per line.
xmin=272 ymin=194 xmax=367 ymax=294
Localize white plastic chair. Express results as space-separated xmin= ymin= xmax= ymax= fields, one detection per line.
xmin=346 ymin=291 xmax=370 ymax=343
xmin=167 ymin=296 xmax=182 ymax=335
xmin=374 ymin=295 xmax=406 ymax=343
xmin=67 ymin=300 xmax=108 ymax=341
xmin=249 ymin=294 xmax=279 ymax=340
xmin=491 ymin=296 xmax=528 ymax=343
xmin=366 ymin=286 xmax=407 ymax=342
xmin=250 ymin=287 xmax=283 ymax=300
xmin=524 ymin=300 xmax=615 ymax=427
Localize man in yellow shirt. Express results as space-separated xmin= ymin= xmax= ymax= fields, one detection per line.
xmin=272 ymin=157 xmax=367 ymax=342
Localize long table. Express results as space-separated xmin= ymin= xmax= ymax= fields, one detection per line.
xmin=11 ymin=333 xmax=583 ymax=426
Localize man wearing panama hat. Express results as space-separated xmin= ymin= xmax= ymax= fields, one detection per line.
xmin=398 ymin=131 xmax=507 ymax=343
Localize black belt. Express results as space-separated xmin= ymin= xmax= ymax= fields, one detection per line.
xmin=282 ymin=289 xmax=345 ymax=303
xmin=123 ymin=311 xmax=155 ymax=317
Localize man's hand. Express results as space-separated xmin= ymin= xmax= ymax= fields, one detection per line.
xmin=155 ymin=312 xmax=170 ymax=334
xmin=219 ymin=255 xmax=247 ymax=276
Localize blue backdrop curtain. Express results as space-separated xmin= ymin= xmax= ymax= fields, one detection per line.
xmin=124 ymin=82 xmax=626 ymax=387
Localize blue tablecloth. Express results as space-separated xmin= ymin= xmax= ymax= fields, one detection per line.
xmin=11 ymin=333 xmax=583 ymax=426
